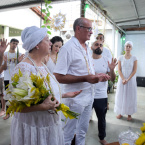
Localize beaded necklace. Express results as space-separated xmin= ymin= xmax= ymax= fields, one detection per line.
xmin=27 ymin=55 xmax=62 ymax=103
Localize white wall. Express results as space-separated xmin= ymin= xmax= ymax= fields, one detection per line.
xmin=125 ymin=31 xmax=145 ymax=77
xmin=0 ymin=8 xmax=40 ymax=30
xmin=0 ymin=8 xmax=42 ymax=54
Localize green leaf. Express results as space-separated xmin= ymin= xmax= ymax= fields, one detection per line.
xmin=47 ymin=26 xmax=51 ymax=29
xmin=46 ymin=8 xmax=49 ymax=12
xmin=49 ymin=6 xmax=52 ymax=8
xmin=41 ymin=9 xmax=46 ymax=13
xmin=44 ymin=20 xmax=47 ymax=24
xmin=46 ymin=13 xmax=50 ymax=17
xmin=47 ymin=31 xmax=51 ymax=35
xmin=45 ymin=4 xmax=47 ymax=7
xmin=44 ymin=16 xmax=47 ymax=20
xmin=47 ymin=1 xmax=51 ymax=4
xmin=41 ymin=25 xmax=45 ymax=28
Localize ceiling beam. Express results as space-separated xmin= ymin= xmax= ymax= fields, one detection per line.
xmin=87 ymin=0 xmax=126 ymax=34
xmin=0 ymin=1 xmax=43 ymax=12
xmin=131 ymin=0 xmax=140 ymax=27
xmin=126 ymin=26 xmax=145 ymax=31
xmin=115 ymin=17 xmax=145 ymax=24
xmin=0 ymin=0 xmax=74 ymax=12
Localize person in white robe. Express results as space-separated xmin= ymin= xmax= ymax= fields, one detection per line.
xmin=114 ymin=41 xmax=137 ymax=121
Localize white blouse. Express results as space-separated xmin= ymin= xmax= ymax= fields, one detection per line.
xmin=10 ymin=62 xmax=64 ymax=145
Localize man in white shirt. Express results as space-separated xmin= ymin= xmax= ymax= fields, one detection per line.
xmin=96 ymin=33 xmax=112 ymax=109
xmin=1 ymin=38 xmax=24 ymax=120
xmin=96 ymin=33 xmax=112 ymax=62
xmin=91 ymin=40 xmax=117 ymax=145
xmin=54 ymin=18 xmax=110 ymax=145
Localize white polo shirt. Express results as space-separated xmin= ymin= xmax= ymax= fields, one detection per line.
xmin=102 ymin=47 xmax=112 ymax=62
xmin=54 ymin=36 xmax=95 ymax=93
xmin=93 ymin=56 xmax=110 ymax=99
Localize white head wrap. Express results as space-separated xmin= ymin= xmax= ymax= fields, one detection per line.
xmin=124 ymin=41 xmax=133 ymax=48
xmin=21 ymin=26 xmax=48 ymax=52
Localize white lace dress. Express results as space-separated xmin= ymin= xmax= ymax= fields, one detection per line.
xmin=10 ymin=62 xmax=64 ymax=145
xmin=114 ymin=55 xmax=137 ymax=115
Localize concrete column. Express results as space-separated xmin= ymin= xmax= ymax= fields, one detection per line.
xmin=111 ymin=25 xmax=115 ymax=57
xmin=4 ymin=26 xmax=9 ymax=38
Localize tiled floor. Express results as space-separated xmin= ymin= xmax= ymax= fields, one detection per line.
xmin=0 ymin=87 xmax=144 ymax=145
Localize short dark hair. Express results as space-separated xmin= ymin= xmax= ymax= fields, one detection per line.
xmin=10 ymin=38 xmax=19 ymax=43
xmin=73 ymin=18 xmax=84 ymax=32
xmin=97 ymin=33 xmax=104 ymax=39
xmin=50 ymin=36 xmax=63 ymax=50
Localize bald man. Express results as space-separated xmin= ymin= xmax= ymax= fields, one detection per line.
xmin=54 ymin=18 xmax=110 ymax=145
xmin=91 ymin=40 xmax=116 ymax=145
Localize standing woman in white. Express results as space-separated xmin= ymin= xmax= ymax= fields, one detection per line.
xmin=114 ymin=41 xmax=137 ymax=121
xmin=44 ymin=36 xmax=63 ymax=74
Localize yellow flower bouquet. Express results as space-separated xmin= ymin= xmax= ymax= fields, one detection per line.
xmin=135 ymin=123 xmax=145 ymax=145
xmin=4 ymin=69 xmax=80 ymax=119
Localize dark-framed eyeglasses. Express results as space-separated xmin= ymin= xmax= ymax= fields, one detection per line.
xmin=79 ymin=26 xmax=92 ymax=32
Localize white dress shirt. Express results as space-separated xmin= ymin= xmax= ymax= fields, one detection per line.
xmin=54 ymin=36 xmax=95 ymax=93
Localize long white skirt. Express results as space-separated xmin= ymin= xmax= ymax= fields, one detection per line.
xmin=11 ymin=111 xmax=64 ymax=145
xmin=114 ymin=75 xmax=137 ymax=115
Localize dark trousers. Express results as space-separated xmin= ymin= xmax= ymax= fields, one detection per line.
xmin=93 ymin=98 xmax=107 ymax=140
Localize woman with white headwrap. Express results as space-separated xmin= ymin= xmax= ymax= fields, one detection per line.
xmin=114 ymin=41 xmax=137 ymax=121
xmin=10 ymin=26 xmax=81 ymax=145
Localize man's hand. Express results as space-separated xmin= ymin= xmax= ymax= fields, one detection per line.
xmin=0 ymin=38 xmax=9 ymax=54
xmin=97 ymin=73 xmax=110 ymax=82
xmin=108 ymin=58 xmax=118 ymax=71
xmin=86 ymin=73 xmax=110 ymax=84
xmin=63 ymin=90 xmax=82 ymax=98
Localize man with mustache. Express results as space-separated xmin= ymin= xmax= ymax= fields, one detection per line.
xmin=91 ymin=40 xmax=117 ymax=145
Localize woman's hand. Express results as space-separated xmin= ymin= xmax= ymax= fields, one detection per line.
xmin=122 ymin=79 xmax=128 ymax=85
xmin=62 ymin=90 xmax=82 ymax=98
xmin=41 ymin=95 xmax=60 ymax=111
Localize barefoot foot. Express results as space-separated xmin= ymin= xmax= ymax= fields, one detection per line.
xmin=3 ymin=114 xmax=10 ymax=120
xmin=0 ymin=110 xmax=6 ymax=117
xmin=116 ymin=115 xmax=122 ymax=119
xmin=127 ymin=115 xmax=132 ymax=121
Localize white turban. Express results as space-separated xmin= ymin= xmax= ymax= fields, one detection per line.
xmin=124 ymin=41 xmax=133 ymax=48
xmin=21 ymin=26 xmax=48 ymax=52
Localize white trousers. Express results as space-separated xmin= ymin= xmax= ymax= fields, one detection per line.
xmin=62 ymin=90 xmax=93 ymax=145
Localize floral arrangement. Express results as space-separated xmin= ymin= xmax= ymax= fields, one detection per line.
xmin=50 ymin=12 xmax=66 ymax=31
xmin=135 ymin=123 xmax=145 ymax=145
xmin=5 ymin=69 xmax=79 ymax=119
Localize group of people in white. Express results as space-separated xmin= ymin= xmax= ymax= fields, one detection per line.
xmin=0 ymin=17 xmax=137 ymax=145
